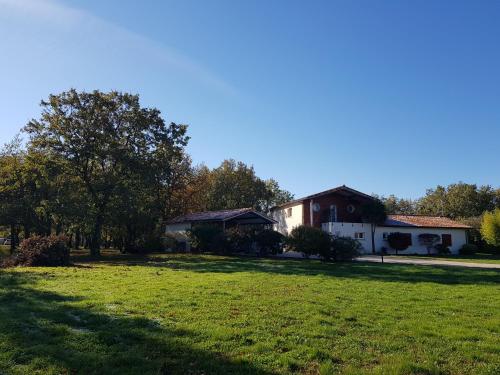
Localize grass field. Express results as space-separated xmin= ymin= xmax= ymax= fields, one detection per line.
xmin=0 ymin=252 xmax=499 ymax=374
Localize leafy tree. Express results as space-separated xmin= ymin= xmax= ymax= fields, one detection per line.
xmin=387 ymin=232 xmax=411 ymax=254
xmin=361 ymin=199 xmax=387 ymax=254
xmin=261 ymin=179 xmax=294 ymax=213
xmin=417 ymin=183 xmax=497 ymax=218
xmin=24 ymin=89 xmax=188 ymax=255
xmin=481 ymin=209 xmax=500 ymax=247
xmin=376 ymin=194 xmax=416 ymax=215
xmin=206 ymin=159 xmax=268 ymax=211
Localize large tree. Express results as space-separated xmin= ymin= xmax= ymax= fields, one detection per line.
xmin=481 ymin=209 xmax=500 ymax=248
xmin=417 ymin=183 xmax=496 ymax=218
xmin=24 ymin=89 xmax=189 ymax=255
xmin=361 ymin=199 xmax=387 ymax=254
xmin=376 ymin=194 xmax=417 ymax=215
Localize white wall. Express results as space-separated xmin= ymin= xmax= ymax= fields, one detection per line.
xmin=374 ymin=226 xmax=467 ymax=255
xmin=322 ymin=222 xmax=373 ymax=252
xmin=322 ymin=222 xmax=467 ymax=255
xmin=271 ymin=203 xmax=303 ymax=234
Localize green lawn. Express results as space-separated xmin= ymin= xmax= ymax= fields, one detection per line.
xmin=0 ymin=253 xmax=499 ymax=374
xmin=394 ymin=253 xmax=500 ymax=265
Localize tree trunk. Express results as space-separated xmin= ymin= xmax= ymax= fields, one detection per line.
xmin=75 ymin=228 xmax=81 ymax=249
xmin=10 ymin=223 xmax=16 ymax=254
xmin=371 ymin=224 xmax=376 ymax=254
xmin=90 ymin=215 xmax=103 ymax=256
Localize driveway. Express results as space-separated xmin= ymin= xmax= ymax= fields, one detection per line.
xmin=356 ymin=255 xmax=500 ymax=269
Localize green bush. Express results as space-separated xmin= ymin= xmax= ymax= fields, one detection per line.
xmin=388 ymin=232 xmax=412 ymax=254
xmin=459 ymin=243 xmax=478 ymax=255
xmin=286 ymin=225 xmax=331 ymax=259
xmin=255 ymin=229 xmax=284 ymax=255
xmin=225 ymin=227 xmax=254 ymax=253
xmin=188 ymin=224 xmax=226 ymax=253
xmin=434 ymin=243 xmax=451 ymax=255
xmin=481 ymin=209 xmax=500 ymax=247
xmin=3 ymin=235 xmax=70 ymax=267
xmin=331 ymin=236 xmax=361 ymax=261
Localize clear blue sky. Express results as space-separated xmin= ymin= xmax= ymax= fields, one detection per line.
xmin=1 ymin=0 xmax=499 ymax=199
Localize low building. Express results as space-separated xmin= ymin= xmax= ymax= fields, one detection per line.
xmin=165 ymin=208 xmax=276 ymax=251
xmin=271 ymin=185 xmax=470 ymax=255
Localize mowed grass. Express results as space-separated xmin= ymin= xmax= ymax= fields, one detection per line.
xmin=0 ymin=253 xmax=499 ymax=375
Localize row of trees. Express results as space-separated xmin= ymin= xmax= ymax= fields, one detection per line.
xmin=0 ymin=90 xmax=293 ymax=256
xmin=376 ymin=183 xmax=500 ymax=218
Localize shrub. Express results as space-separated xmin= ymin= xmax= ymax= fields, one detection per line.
xmin=481 ymin=209 xmax=500 ymax=247
xmin=331 ymin=236 xmax=361 ymax=261
xmin=255 ymin=229 xmax=284 ymax=255
xmin=187 ymin=224 xmax=227 ymax=253
xmin=459 ymin=243 xmax=478 ymax=255
xmin=434 ymin=243 xmax=451 ymax=255
xmin=387 ymin=232 xmax=412 ymax=254
xmin=225 ymin=227 xmax=254 ymax=253
xmin=286 ymin=225 xmax=331 ymax=259
xmin=3 ymin=235 xmax=70 ymax=267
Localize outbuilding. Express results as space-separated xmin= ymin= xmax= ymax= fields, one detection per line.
xmin=164 ymin=208 xmax=276 ymax=251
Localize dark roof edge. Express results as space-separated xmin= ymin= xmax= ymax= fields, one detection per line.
xmin=270 ymin=185 xmax=375 ymax=210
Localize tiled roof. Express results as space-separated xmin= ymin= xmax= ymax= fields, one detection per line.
xmin=384 ymin=215 xmax=471 ymax=229
xmin=167 ymin=208 xmax=276 ymax=224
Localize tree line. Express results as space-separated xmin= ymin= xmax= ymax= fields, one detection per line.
xmin=376 ymin=183 xmax=500 ymax=219
xmin=0 ymin=90 xmax=293 ymax=255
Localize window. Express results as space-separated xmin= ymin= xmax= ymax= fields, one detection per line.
xmin=354 ymin=232 xmax=365 ymax=240
xmin=286 ymin=207 xmax=292 ymax=218
xmin=441 ymin=234 xmax=452 ymax=247
xmin=383 ymin=232 xmax=389 ymax=240
xmin=347 ymin=204 xmax=356 ymax=214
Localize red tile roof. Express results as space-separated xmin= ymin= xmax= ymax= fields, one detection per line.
xmin=385 ymin=215 xmax=471 ymax=229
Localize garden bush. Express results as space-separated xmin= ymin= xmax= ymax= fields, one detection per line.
xmin=387 ymin=232 xmax=412 ymax=254
xmin=331 ymin=236 xmax=361 ymax=261
xmin=224 ymin=227 xmax=254 ymax=253
xmin=459 ymin=243 xmax=478 ymax=255
xmin=2 ymin=235 xmax=70 ymax=267
xmin=434 ymin=243 xmax=451 ymax=255
xmin=286 ymin=225 xmax=331 ymax=259
xmin=188 ymin=224 xmax=227 ymax=253
xmin=255 ymin=229 xmax=284 ymax=255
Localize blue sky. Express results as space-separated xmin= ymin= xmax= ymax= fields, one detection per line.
xmin=1 ymin=0 xmax=499 ymax=199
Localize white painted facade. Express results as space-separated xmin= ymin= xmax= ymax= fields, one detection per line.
xmin=322 ymin=222 xmax=467 ymax=255
xmin=272 ymin=203 xmax=303 ymax=234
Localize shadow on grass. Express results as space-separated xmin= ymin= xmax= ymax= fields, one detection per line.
xmin=72 ymin=252 xmax=500 ymax=286
xmin=0 ymin=271 xmax=273 ymax=375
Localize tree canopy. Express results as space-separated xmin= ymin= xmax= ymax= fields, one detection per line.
xmin=1 ymin=90 xmax=293 ymax=255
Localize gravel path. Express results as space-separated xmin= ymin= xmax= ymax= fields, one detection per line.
xmin=356 ymin=255 xmax=500 ymax=269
